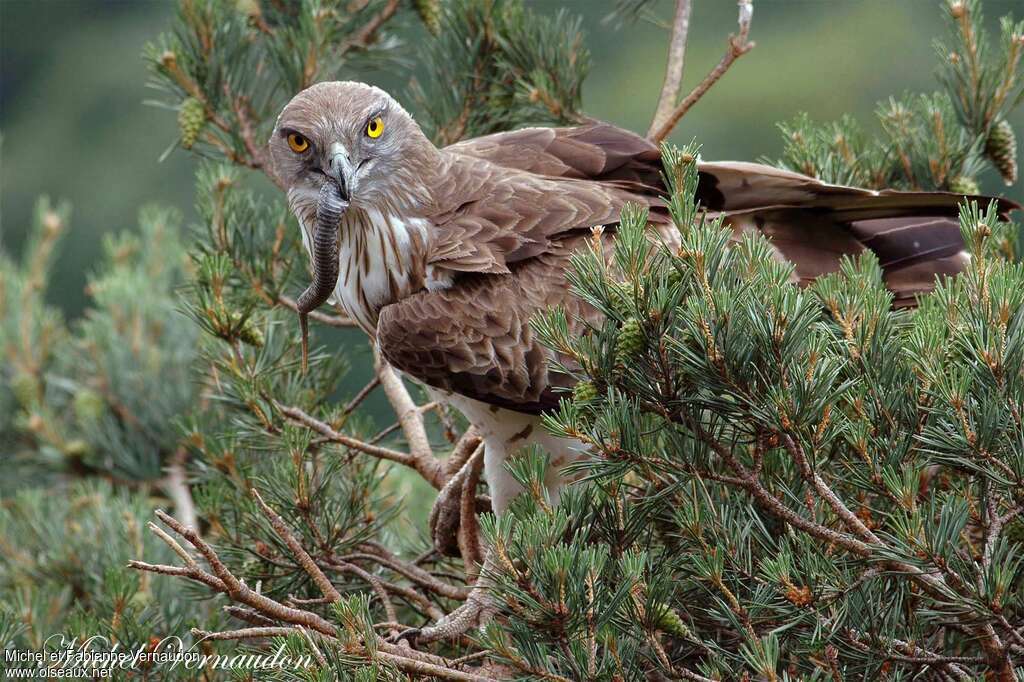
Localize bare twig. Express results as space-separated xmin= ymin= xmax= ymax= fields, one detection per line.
xmin=277 ymin=403 xmax=435 ymax=478
xmin=327 ymin=561 xmax=446 ymax=621
xmin=330 ymin=560 xmax=402 ymax=638
xmin=781 ymin=433 xmax=881 ymax=545
xmin=340 ymin=0 xmax=402 ymax=54
xmin=224 ymin=605 xmax=277 ymax=627
xmin=374 ymin=347 xmax=446 ymax=488
xmin=142 ymin=509 xmax=339 ymax=636
xmin=648 ymin=0 xmax=693 ymax=138
xmin=354 ymin=542 xmax=471 ymax=600
xmin=251 ymin=488 xmax=341 ymax=603
xmin=649 ymin=0 xmax=755 ymax=143
xmin=192 ymin=626 xmax=296 ymax=642
xmin=344 ymin=376 xmax=382 ymax=415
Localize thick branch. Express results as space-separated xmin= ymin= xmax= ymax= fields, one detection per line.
xmin=374 ymin=347 xmax=446 ymax=488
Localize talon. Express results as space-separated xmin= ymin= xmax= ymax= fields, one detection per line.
xmin=390 ymin=627 xmax=421 ymax=645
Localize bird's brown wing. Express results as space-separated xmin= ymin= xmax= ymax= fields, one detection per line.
xmin=441 ymin=126 xmax=1018 ymax=303
xmin=393 ymin=126 xmax=1020 ymax=414
xmin=424 ymin=153 xmax=668 ymax=274
xmin=444 ymin=122 xmax=663 ymax=190
xmin=422 ymin=122 xmax=670 ymax=275
xmin=377 ymin=238 xmax=595 ymax=414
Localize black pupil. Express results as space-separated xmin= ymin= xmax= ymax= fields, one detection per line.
xmin=370 ymin=120 xmax=378 ymax=131
xmin=292 ymin=135 xmax=304 ymax=147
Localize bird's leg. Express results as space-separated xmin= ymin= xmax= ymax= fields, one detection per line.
xmin=401 ymin=422 xmax=587 ymax=644
xmin=428 ymin=439 xmax=489 ymax=557
xmin=428 ymin=462 xmax=470 ymax=557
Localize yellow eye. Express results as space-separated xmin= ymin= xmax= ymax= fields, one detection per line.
xmin=287 ymin=132 xmax=309 ymax=153
xmin=366 ymin=116 xmax=384 ymax=139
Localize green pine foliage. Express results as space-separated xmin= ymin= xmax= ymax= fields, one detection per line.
xmin=773 ymin=0 xmax=1023 ymax=193
xmin=531 ymin=145 xmax=1024 ymax=678
xmin=410 ymin=0 xmax=591 ymax=145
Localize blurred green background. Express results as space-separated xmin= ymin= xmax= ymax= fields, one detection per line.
xmin=2 ymin=0 xmax=1024 ymax=320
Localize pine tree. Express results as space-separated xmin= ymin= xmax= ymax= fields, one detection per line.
xmin=2 ymin=1 xmax=1023 ymax=679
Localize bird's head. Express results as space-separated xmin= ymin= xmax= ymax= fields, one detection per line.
xmin=271 ymin=82 xmax=438 ymax=370
xmin=270 ymin=81 xmax=436 ymax=218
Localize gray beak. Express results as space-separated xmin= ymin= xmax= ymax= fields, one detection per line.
xmin=327 ymin=143 xmax=353 ymax=201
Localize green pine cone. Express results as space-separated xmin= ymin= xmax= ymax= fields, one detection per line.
xmin=616 ymin=317 xmax=644 ymax=363
xmin=413 ymin=0 xmax=441 ymax=36
xmin=178 ymin=97 xmax=206 ymax=150
xmin=652 ymin=603 xmax=691 ymax=638
xmin=572 ymin=380 xmax=599 ymax=404
xmin=608 ymin=281 xmax=644 ymax=315
xmin=948 ymin=175 xmax=980 ymax=196
xmin=10 ymin=372 xmax=38 ymax=408
xmin=985 ymin=119 xmax=1018 ymax=185
xmin=238 ymin=320 xmax=264 ymax=347
xmin=233 ymin=313 xmax=265 ymax=347
xmin=73 ymin=388 xmax=106 ymax=423
xmin=607 ymin=282 xmax=630 ymax=314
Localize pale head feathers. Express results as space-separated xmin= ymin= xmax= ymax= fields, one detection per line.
xmin=270 ymin=81 xmax=439 ymax=216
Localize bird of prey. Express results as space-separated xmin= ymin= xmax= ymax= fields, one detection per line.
xmin=270 ymin=81 xmax=1015 ymax=518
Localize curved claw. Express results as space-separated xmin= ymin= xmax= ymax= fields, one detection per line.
xmin=388 ymin=627 xmax=422 ymax=646
xmin=413 ymin=589 xmax=495 ymax=644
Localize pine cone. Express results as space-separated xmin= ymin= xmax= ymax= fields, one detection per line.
xmin=948 ymin=174 xmax=980 ymax=196
xmin=10 ymin=372 xmax=38 ymax=408
xmin=572 ymin=380 xmax=599 ymax=404
xmin=652 ymin=603 xmax=691 ymax=638
xmin=985 ymin=119 xmax=1018 ymax=185
xmin=232 ymin=311 xmax=265 ymax=347
xmin=616 ymin=317 xmax=644 ymax=363
xmin=413 ymin=0 xmax=441 ymax=36
xmin=608 ymin=281 xmax=643 ymax=315
xmin=178 ymin=97 xmax=206 ymax=150
xmin=238 ymin=319 xmax=264 ymax=347
xmin=73 ymin=388 xmax=106 ymax=423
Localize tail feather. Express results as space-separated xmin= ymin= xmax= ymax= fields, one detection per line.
xmin=698 ymin=161 xmax=1019 ymax=306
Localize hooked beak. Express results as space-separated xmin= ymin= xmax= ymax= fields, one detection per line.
xmin=326 ymin=142 xmax=353 ymax=202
